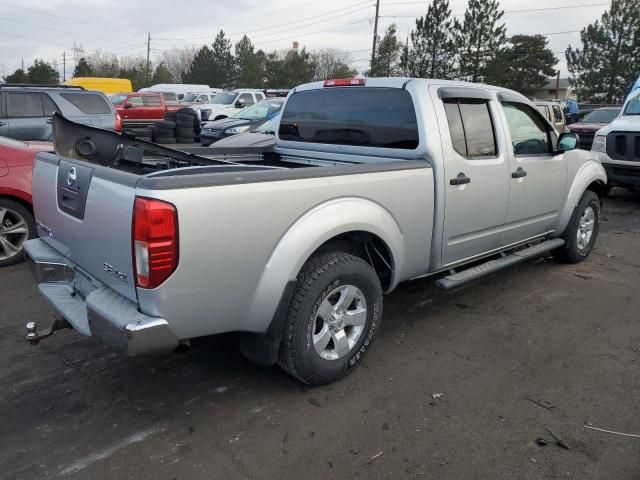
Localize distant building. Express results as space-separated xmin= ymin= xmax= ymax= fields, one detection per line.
xmin=531 ymin=78 xmax=576 ymax=100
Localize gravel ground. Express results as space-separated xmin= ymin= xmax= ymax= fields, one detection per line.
xmin=1 ymin=190 xmax=639 ymax=480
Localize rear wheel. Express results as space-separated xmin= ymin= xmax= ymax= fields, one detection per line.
xmin=0 ymin=199 xmax=36 ymax=267
xmin=553 ymin=190 xmax=600 ymax=263
xmin=279 ymin=251 xmax=383 ymax=385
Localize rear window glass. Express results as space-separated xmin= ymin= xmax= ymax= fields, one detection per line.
xmin=7 ymin=93 xmax=44 ymax=117
xmin=60 ymin=93 xmax=112 ymax=114
xmin=279 ymin=87 xmax=419 ymax=149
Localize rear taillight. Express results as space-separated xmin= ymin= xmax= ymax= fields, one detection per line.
xmin=115 ymin=112 xmax=123 ymax=132
xmin=323 ymin=78 xmax=365 ymax=87
xmin=133 ymin=197 xmax=178 ymax=289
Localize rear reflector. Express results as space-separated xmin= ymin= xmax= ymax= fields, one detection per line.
xmin=323 ymin=78 xmax=365 ymax=87
xmin=133 ymin=197 xmax=178 ymax=289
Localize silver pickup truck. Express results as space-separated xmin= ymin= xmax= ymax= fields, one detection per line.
xmin=23 ymin=78 xmax=607 ymax=385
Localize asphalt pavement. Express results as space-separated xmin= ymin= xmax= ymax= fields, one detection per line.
xmin=1 ymin=190 xmax=639 ymax=480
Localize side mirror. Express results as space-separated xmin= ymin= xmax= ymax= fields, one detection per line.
xmin=557 ymin=132 xmax=578 ymax=152
xmin=123 ymin=102 xmax=133 ymax=109
xmin=235 ymin=99 xmax=246 ymax=109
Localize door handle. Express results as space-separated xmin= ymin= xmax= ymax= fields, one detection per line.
xmin=450 ymin=172 xmax=471 ymax=185
xmin=511 ymin=167 xmax=527 ymax=178
xmin=46 ymin=118 xmax=53 ymax=124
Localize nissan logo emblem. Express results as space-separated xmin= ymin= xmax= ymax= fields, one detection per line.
xmin=66 ymin=167 xmax=77 ymax=186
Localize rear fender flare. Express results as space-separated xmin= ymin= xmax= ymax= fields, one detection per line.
xmin=555 ymin=160 xmax=607 ymax=236
xmin=242 ymin=197 xmax=405 ymax=333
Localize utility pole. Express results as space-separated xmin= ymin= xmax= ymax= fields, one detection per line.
xmin=370 ymin=0 xmax=380 ymax=69
xmin=62 ymin=51 xmax=66 ymax=82
xmin=21 ymin=58 xmax=24 ymax=71
xmin=555 ymin=70 xmax=561 ymax=99
xmin=146 ymin=32 xmax=151 ymax=81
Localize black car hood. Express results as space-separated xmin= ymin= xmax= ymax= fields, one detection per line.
xmin=204 ymin=117 xmax=258 ymax=130
xmin=209 ymin=132 xmax=275 ymax=149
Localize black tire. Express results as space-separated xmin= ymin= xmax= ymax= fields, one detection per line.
xmin=176 ymin=127 xmax=195 ymax=136
xmin=153 ymin=129 xmax=174 ymax=138
xmin=155 ymin=120 xmax=175 ymax=129
xmin=552 ymin=190 xmax=600 ymax=263
xmin=0 ymin=199 xmax=36 ymax=267
xmin=177 ymin=113 xmax=194 ymax=123
xmin=176 ymin=107 xmax=195 ymax=117
xmin=154 ymin=137 xmax=176 ymax=144
xmin=279 ymin=251 xmax=383 ymax=385
xmin=164 ymin=111 xmax=177 ymax=121
xmin=176 ymin=136 xmax=195 ymax=143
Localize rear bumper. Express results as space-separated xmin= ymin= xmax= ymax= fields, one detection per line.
xmin=23 ymin=238 xmax=179 ymax=355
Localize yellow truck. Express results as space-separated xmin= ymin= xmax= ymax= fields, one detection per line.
xmin=63 ymin=77 xmax=133 ymax=94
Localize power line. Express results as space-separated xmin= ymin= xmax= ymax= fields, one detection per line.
xmin=0 ymin=15 xmax=131 ymax=44
xmin=379 ymin=2 xmax=609 ymax=17
xmin=154 ymin=0 xmax=373 ymax=42
xmin=0 ymin=1 xmax=139 ymax=35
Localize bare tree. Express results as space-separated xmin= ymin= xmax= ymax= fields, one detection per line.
xmin=85 ymin=50 xmax=120 ymax=77
xmin=159 ymin=47 xmax=197 ymax=84
xmin=311 ymin=48 xmax=357 ymax=80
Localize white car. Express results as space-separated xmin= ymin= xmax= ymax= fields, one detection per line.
xmin=591 ymin=88 xmax=640 ymax=192
xmin=194 ymin=90 xmax=266 ymax=121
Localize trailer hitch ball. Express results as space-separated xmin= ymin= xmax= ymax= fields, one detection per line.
xmin=25 ymin=318 xmax=71 ymax=345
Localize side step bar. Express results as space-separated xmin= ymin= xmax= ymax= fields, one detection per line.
xmin=436 ymin=238 xmax=565 ymax=290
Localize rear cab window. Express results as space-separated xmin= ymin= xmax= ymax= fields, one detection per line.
xmin=279 ymin=87 xmax=419 ymax=149
xmin=60 ymin=93 xmax=112 ymax=114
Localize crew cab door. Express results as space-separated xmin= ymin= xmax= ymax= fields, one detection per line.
xmin=497 ymin=97 xmax=567 ymax=245
xmin=434 ymin=87 xmax=510 ymax=265
xmin=120 ymin=95 xmax=145 ymax=120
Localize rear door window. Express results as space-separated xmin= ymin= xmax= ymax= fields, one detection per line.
xmin=42 ymin=95 xmax=60 ymax=115
xmin=7 ymin=93 xmax=45 ymax=117
xmin=280 ymin=87 xmax=419 ymax=149
xmin=143 ymin=96 xmax=162 ymax=107
xmin=443 ymin=98 xmax=497 ymax=158
xmin=60 ymin=93 xmax=112 ymax=114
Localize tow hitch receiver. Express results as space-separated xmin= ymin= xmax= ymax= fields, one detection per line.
xmin=26 ymin=318 xmax=71 ymax=345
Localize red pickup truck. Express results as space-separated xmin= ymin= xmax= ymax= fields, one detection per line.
xmin=109 ymin=92 xmax=180 ymax=128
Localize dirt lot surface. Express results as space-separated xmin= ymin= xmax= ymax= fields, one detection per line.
xmin=1 ymin=191 xmax=639 ymax=480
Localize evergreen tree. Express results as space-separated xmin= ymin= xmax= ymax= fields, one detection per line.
xmin=73 ymin=57 xmax=93 ymax=78
xmin=407 ymin=0 xmax=458 ymax=79
xmin=3 ymin=68 xmax=29 ymax=83
xmin=235 ymin=35 xmax=265 ymax=87
xmin=27 ymin=59 xmax=59 ymax=84
xmin=455 ymin=0 xmax=507 ymax=82
xmin=566 ymin=0 xmax=640 ymax=103
xmin=369 ymin=24 xmax=402 ymax=77
xmin=210 ymin=30 xmax=235 ymax=88
xmin=485 ymin=35 xmax=557 ymax=94
xmin=151 ymin=62 xmax=173 ymax=84
xmin=182 ymin=45 xmax=215 ymax=84
xmin=119 ymin=61 xmax=151 ymax=91
xmin=265 ymin=48 xmax=316 ymax=88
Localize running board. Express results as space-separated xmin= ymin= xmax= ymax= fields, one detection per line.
xmin=436 ymin=238 xmax=565 ymax=290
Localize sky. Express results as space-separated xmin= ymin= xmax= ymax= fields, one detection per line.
xmin=0 ymin=0 xmax=611 ymax=81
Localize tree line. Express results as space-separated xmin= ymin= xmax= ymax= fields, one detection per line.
xmin=371 ymin=0 xmax=639 ymax=103
xmin=2 ymin=0 xmax=638 ymax=103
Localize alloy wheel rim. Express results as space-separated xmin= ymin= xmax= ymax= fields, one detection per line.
xmin=0 ymin=207 xmax=29 ymax=261
xmin=312 ymin=284 xmax=367 ymax=361
xmin=576 ymin=206 xmax=595 ymax=250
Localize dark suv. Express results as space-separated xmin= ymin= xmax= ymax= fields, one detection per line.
xmin=0 ymin=84 xmax=119 ymax=141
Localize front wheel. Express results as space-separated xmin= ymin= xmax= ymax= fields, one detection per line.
xmin=0 ymin=199 xmax=36 ymax=267
xmin=279 ymin=251 xmax=383 ymax=385
xmin=553 ymin=190 xmax=600 ymax=263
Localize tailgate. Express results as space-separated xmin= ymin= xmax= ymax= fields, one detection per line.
xmin=31 ymin=152 xmax=139 ymax=301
